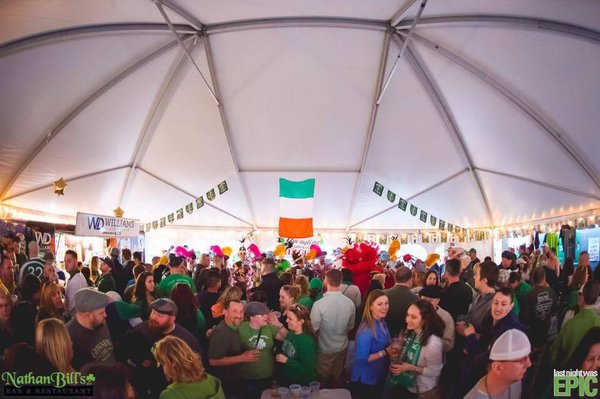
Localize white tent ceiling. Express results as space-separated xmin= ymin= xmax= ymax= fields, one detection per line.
xmin=1 ymin=0 xmax=599 ymax=233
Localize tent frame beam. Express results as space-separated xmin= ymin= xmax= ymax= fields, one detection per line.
xmin=1 ymin=15 xmax=597 ymax=59
xmin=137 ymin=167 xmax=253 ymax=227
xmin=2 ymin=165 xmax=130 ymax=202
xmin=345 ymin=31 xmax=392 ymax=231
xmin=390 ymin=0 xmax=423 ymax=27
xmin=394 ymin=34 xmax=496 ymax=227
xmin=396 ymin=15 xmax=600 ymax=43
xmin=0 ymin=23 xmax=195 ymax=58
xmin=405 ymin=31 xmax=600 ymax=191
xmin=0 ymin=35 xmax=193 ymax=201
xmin=349 ymin=168 xmax=469 ymax=229
xmin=117 ymin=36 xmax=198 ymax=209
xmin=203 ymin=35 xmax=258 ymax=229
xmin=475 ymin=168 xmax=600 ymax=201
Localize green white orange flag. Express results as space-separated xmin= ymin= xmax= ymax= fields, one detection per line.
xmin=279 ymin=178 xmax=315 ymax=238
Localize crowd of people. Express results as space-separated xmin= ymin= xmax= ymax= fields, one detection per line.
xmin=1 ymin=232 xmax=600 ymax=399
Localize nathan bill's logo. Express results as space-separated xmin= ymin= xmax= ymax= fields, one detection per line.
xmin=2 ymin=372 xmax=95 ymax=397
xmin=554 ymin=369 xmax=599 ymax=397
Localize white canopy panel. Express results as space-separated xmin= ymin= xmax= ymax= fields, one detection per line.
xmin=0 ymin=0 xmax=599 ymax=231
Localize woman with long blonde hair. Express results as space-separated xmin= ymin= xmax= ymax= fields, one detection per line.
xmin=153 ymin=335 xmax=225 ymax=399
xmin=350 ymin=289 xmax=391 ymax=397
xmin=35 ymin=318 xmax=73 ymax=373
xmin=38 ymin=283 xmax=65 ymax=322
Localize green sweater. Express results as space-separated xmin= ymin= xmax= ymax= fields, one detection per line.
xmin=158 ymin=273 xmax=196 ymax=297
xmin=159 ymin=374 xmax=225 ymax=399
xmin=281 ymin=332 xmax=317 ymax=385
xmin=96 ymin=274 xmax=116 ymax=293
xmin=514 ymin=282 xmax=532 ymax=311
xmin=551 ymin=308 xmax=600 ymax=367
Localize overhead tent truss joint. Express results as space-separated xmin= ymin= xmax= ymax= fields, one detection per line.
xmin=152 ymin=0 xmax=204 ymax=32
xmin=402 ymin=31 xmax=600 ymax=191
xmin=155 ymin=1 xmax=220 ymax=106
xmin=389 ymin=0 xmax=424 ymax=27
xmin=394 ymin=34 xmax=495 ymax=227
xmin=377 ymin=0 xmax=428 ymax=105
xmin=0 ymin=34 xmax=193 ymax=201
xmin=345 ymin=31 xmax=392 ymax=231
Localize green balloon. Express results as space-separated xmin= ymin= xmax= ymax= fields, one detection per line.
xmin=280 ymin=259 xmax=291 ymax=270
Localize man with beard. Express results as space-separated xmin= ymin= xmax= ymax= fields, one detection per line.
xmin=120 ymin=298 xmax=202 ymax=399
xmin=66 ymin=288 xmax=116 ymax=370
xmin=208 ymin=299 xmax=260 ymax=398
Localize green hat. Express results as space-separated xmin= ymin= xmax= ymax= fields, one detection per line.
xmin=309 ymin=278 xmax=323 ymax=290
xmin=467 ymin=248 xmax=477 ymax=254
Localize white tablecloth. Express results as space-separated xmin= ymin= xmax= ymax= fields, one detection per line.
xmin=260 ymin=388 xmax=352 ymax=399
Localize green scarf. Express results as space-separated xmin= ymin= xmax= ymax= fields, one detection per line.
xmin=389 ymin=331 xmax=422 ymax=388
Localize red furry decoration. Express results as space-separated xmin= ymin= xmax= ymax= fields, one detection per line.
xmin=342 ymin=242 xmax=382 ymax=296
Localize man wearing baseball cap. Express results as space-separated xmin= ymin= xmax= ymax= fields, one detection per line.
xmin=66 ymin=288 xmax=115 ymax=370
xmin=96 ymin=257 xmax=117 ymax=293
xmin=464 ymin=329 xmax=532 ymax=399
xmin=120 ymin=298 xmax=202 ymax=398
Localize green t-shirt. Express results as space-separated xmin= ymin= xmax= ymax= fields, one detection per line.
xmin=158 ymin=273 xmax=196 ymax=297
xmin=515 ymin=282 xmax=533 ymax=310
xmin=238 ymin=322 xmax=279 ymax=380
xmin=159 ymin=374 xmax=225 ymax=399
xmin=281 ymin=332 xmax=317 ymax=385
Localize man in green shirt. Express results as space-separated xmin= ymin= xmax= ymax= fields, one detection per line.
xmin=158 ymin=256 xmax=196 ymax=297
xmin=238 ymin=301 xmax=287 ymax=399
xmin=551 ymin=279 xmax=600 ymax=367
xmin=208 ymin=299 xmax=260 ymax=398
xmin=96 ymin=257 xmax=117 ymax=293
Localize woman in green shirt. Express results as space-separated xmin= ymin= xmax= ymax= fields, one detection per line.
xmin=153 ymin=335 xmax=224 ymax=399
xmin=275 ymin=304 xmax=317 ymax=385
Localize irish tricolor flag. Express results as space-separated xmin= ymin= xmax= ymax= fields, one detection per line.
xmin=279 ymin=178 xmax=315 ymax=238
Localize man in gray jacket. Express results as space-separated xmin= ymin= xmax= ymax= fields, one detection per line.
xmin=311 ymin=269 xmax=355 ymax=388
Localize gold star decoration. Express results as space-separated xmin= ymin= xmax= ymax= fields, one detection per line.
xmin=53 ymin=178 xmax=67 ymax=196
xmin=113 ymin=207 xmax=124 ymax=218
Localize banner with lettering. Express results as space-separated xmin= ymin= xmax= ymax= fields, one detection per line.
xmin=75 ymin=212 xmax=142 ymax=237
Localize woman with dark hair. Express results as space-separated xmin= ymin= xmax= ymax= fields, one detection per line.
xmin=80 ymin=266 xmax=93 ymax=287
xmin=389 ymin=299 xmax=444 ymax=398
xmin=19 ymin=274 xmax=42 ymax=306
xmin=132 ymin=271 xmax=157 ymax=320
xmin=38 ymin=283 xmax=66 ymax=322
xmin=351 ymin=289 xmax=391 ymax=397
xmin=153 ymin=335 xmax=224 ymax=399
xmin=567 ymin=326 xmax=600 ymax=371
xmin=424 ymin=270 xmax=439 ymax=287
xmin=275 ymin=304 xmax=317 ymax=385
xmin=171 ymin=283 xmax=206 ymax=338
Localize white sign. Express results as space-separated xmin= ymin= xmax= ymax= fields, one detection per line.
xmin=589 ymin=237 xmax=599 ymax=262
xmin=75 ymin=212 xmax=142 ymax=238
xmin=291 ymin=238 xmax=321 ymax=252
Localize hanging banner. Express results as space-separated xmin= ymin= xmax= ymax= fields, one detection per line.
xmin=439 ymin=220 xmax=445 ymax=230
xmin=207 ymin=189 xmax=216 ymax=201
xmin=218 ymin=180 xmax=229 ymax=195
xmin=387 ymin=190 xmax=396 ymax=203
xmin=398 ymin=198 xmax=407 ymax=211
xmin=176 ymin=208 xmax=184 ymax=220
xmin=185 ymin=203 xmax=194 ymax=214
xmin=373 ymin=182 xmax=384 ymax=196
xmin=419 ymin=210 xmax=428 ymax=223
xmin=410 ymin=204 xmax=418 ymax=216
xmin=75 ymin=212 xmax=142 ymax=238
xmin=430 ymin=215 xmax=437 ymax=226
xmin=196 ymin=196 xmax=205 ymax=209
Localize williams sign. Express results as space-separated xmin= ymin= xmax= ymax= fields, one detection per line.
xmin=75 ymin=212 xmax=142 ymax=238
